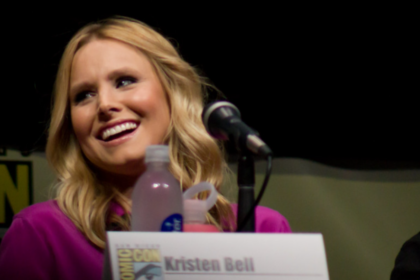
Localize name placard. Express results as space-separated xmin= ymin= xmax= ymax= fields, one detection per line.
xmin=103 ymin=232 xmax=329 ymax=280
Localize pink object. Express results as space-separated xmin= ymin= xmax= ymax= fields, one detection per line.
xmin=131 ymin=145 xmax=183 ymax=232
xmin=183 ymin=224 xmax=220 ymax=232
xmin=229 ymin=203 xmax=292 ymax=233
xmin=0 ymin=200 xmax=291 ymax=280
xmin=182 ymin=182 xmax=219 ymax=232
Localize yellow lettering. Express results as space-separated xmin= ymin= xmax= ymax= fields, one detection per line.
xmin=122 ymin=248 xmax=160 ymax=263
xmin=0 ymin=164 xmax=29 ymax=223
xmin=133 ymin=249 xmax=142 ymax=262
xmin=119 ymin=262 xmax=133 ymax=272
xmin=118 ymin=249 xmax=132 ymax=258
xmin=143 ymin=249 xmax=150 ymax=262
xmin=151 ymin=249 xmax=161 ymax=262
xmin=120 ymin=272 xmax=134 ymax=280
xmin=119 ymin=261 xmax=134 ymax=280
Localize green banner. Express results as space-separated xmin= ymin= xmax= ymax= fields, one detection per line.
xmin=0 ymin=161 xmax=33 ymax=227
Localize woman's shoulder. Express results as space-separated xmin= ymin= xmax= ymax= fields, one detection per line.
xmin=9 ymin=200 xmax=78 ymax=237
xmin=230 ymin=203 xmax=292 ymax=233
xmin=1 ymin=201 xmax=102 ymax=279
xmin=14 ymin=200 xmax=64 ymax=224
xmin=16 ymin=199 xmax=59 ymax=215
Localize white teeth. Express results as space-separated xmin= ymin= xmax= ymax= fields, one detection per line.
xmin=101 ymin=122 xmax=138 ymax=140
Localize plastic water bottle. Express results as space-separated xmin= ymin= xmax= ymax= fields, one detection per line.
xmin=183 ymin=182 xmax=220 ymax=232
xmin=131 ymin=145 xmax=183 ymax=232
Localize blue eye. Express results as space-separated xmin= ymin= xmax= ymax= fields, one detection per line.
xmin=74 ymin=91 xmax=95 ymax=103
xmin=116 ymin=76 xmax=137 ymax=88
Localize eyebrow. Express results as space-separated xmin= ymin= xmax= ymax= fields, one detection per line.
xmin=106 ymin=67 xmax=138 ymax=81
xmin=69 ymin=81 xmax=94 ymax=100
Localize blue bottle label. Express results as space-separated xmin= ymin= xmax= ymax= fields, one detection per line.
xmin=161 ymin=214 xmax=183 ymax=232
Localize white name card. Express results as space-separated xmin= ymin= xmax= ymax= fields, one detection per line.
xmin=103 ymin=232 xmax=329 ymax=280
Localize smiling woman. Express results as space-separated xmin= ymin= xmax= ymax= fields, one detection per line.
xmin=69 ymin=39 xmax=171 ymax=181
xmin=0 ymin=16 xmax=291 ymax=280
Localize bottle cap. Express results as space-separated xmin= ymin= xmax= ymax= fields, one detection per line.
xmin=145 ymin=145 xmax=170 ymax=163
xmin=183 ymin=200 xmax=207 ymax=224
xmin=183 ymin=182 xmax=218 ymax=224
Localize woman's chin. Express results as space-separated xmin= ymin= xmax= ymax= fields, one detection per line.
xmin=91 ymin=159 xmax=146 ymax=179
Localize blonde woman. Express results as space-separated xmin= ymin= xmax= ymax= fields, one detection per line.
xmin=0 ymin=17 xmax=291 ymax=279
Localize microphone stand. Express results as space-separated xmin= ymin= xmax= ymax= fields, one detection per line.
xmin=236 ymin=150 xmax=255 ymax=232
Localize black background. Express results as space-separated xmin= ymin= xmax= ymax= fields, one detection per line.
xmin=0 ymin=6 xmax=417 ymax=168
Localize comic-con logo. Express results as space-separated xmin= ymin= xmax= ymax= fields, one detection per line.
xmin=118 ymin=248 xmax=163 ymax=280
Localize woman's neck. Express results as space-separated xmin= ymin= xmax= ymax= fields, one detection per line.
xmin=98 ymin=172 xmax=139 ymax=200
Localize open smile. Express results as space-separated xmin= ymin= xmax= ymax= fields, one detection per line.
xmin=97 ymin=121 xmax=139 ymax=143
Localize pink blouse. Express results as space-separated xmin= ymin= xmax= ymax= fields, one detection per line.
xmin=0 ymin=200 xmax=291 ymax=280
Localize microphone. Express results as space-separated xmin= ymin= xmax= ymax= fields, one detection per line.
xmin=202 ymin=101 xmax=273 ymax=157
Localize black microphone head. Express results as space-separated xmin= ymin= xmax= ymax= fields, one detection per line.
xmin=202 ymin=101 xmax=241 ymax=140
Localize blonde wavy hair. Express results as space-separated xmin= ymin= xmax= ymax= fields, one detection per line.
xmin=46 ymin=16 xmax=235 ymax=249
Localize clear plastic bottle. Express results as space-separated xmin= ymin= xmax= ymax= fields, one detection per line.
xmin=183 ymin=182 xmax=220 ymax=232
xmin=131 ymin=145 xmax=183 ymax=232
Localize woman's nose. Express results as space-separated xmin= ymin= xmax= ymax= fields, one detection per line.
xmin=97 ymin=89 xmax=122 ymax=117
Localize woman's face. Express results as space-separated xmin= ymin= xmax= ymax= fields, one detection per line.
xmin=69 ymin=39 xmax=170 ymax=176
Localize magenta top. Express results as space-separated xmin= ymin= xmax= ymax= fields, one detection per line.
xmin=0 ymin=200 xmax=291 ymax=280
